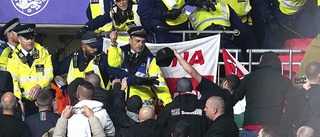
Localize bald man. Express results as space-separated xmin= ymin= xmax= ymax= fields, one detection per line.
xmin=85 ymin=73 xmax=112 ymax=112
xmin=67 ymin=81 xmax=115 ymax=137
xmin=203 ymin=96 xmax=238 ymax=137
xmin=0 ymin=92 xmax=31 ymax=137
xmin=128 ymin=106 xmax=163 ymax=137
xmin=297 ymin=126 xmax=314 ymax=137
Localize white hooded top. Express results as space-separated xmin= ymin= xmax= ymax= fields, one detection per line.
xmin=67 ymin=100 xmax=115 ymax=137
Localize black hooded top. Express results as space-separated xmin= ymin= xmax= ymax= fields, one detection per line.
xmin=232 ymin=51 xmax=293 ymax=127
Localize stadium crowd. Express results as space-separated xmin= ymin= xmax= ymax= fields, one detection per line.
xmin=0 ymin=0 xmax=320 ymax=136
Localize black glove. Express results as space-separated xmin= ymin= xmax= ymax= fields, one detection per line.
xmin=76 ymin=25 xmax=89 ymax=37
xmin=112 ymin=13 xmax=127 ymax=25
xmin=131 ymin=76 xmax=159 ymax=86
xmin=156 ymin=26 xmax=169 ymax=34
xmin=266 ymin=16 xmax=278 ymax=34
xmin=196 ymin=0 xmax=216 ymax=12
xmin=162 ymin=9 xmax=181 ymax=20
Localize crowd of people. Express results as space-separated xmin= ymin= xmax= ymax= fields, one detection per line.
xmin=0 ymin=0 xmax=320 ymax=136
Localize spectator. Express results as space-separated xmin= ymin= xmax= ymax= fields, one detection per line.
xmin=232 ymin=51 xmax=293 ymax=137
xmin=85 ymin=73 xmax=113 ymax=113
xmin=297 ymin=126 xmax=314 ymax=137
xmin=53 ymin=105 xmax=106 ymax=137
xmin=50 ymin=74 xmax=70 ymax=114
xmin=172 ymin=48 xmax=236 ymax=117
xmin=258 ymin=126 xmax=280 ymax=137
xmin=297 ymin=62 xmax=320 ymax=136
xmin=7 ymin=24 xmax=54 ymax=118
xmin=171 ymin=121 xmax=190 ymax=137
xmin=203 ymin=96 xmax=239 ymax=137
xmin=157 ymin=77 xmax=206 ymax=137
xmin=25 ymin=89 xmax=60 ymax=137
xmin=0 ymin=18 xmax=20 ymax=70
xmin=127 ymin=106 xmax=163 ymax=137
xmin=108 ymin=27 xmax=172 ymax=107
xmin=280 ymin=62 xmax=320 ymax=136
xmin=67 ymin=78 xmax=85 ymax=106
xmin=67 ymin=81 xmax=115 ymax=136
xmin=0 ymin=71 xmax=23 ymax=120
xmin=0 ymin=92 xmax=31 ymax=137
xmin=112 ymin=78 xmax=142 ymax=137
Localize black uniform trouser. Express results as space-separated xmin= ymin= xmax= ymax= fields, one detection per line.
xmin=22 ymin=98 xmax=38 ymax=118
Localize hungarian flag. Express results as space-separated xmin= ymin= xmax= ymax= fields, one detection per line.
xmin=222 ymin=49 xmax=248 ymax=129
xmin=222 ymin=49 xmax=249 ymax=78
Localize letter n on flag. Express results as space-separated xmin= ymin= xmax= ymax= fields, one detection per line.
xmin=222 ymin=49 xmax=249 ymax=78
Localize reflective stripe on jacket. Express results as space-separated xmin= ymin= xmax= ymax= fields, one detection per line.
xmin=189 ymin=2 xmax=231 ymax=35
xmin=110 ymin=3 xmax=142 ymax=31
xmin=279 ymin=0 xmax=307 ymax=15
xmin=90 ymin=0 xmax=113 ymax=32
xmin=163 ymin=0 xmax=188 ymax=26
xmin=7 ymin=42 xmax=53 ymax=100
xmin=217 ymin=0 xmax=251 ymax=23
xmin=108 ymin=45 xmax=172 ymax=106
xmin=0 ymin=47 xmax=12 ymax=70
xmin=67 ymin=56 xmax=106 ymax=88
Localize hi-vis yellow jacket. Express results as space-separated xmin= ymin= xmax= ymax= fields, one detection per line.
xmin=7 ymin=43 xmax=53 ymax=100
xmin=110 ymin=2 xmax=141 ymax=31
xmin=0 ymin=47 xmax=12 ymax=71
xmin=217 ymin=0 xmax=251 ymax=23
xmin=162 ymin=0 xmax=188 ymax=26
xmin=188 ymin=2 xmax=231 ymax=35
xmin=278 ymin=0 xmax=307 ymax=15
xmin=90 ymin=0 xmax=113 ymax=33
xmin=108 ymin=45 xmax=172 ymax=106
xmin=67 ymin=53 xmax=106 ymax=89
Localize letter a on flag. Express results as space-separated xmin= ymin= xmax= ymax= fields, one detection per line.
xmin=222 ymin=49 xmax=249 ymax=78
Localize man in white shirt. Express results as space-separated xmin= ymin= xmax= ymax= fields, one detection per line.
xmin=67 ymin=81 xmax=115 ymax=137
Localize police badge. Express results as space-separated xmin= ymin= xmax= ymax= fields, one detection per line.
xmin=11 ymin=0 xmax=49 ymax=16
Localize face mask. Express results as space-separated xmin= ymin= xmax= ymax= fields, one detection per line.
xmin=57 ymin=80 xmax=67 ymax=87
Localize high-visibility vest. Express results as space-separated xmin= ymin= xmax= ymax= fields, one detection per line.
xmin=7 ymin=43 xmax=53 ymax=100
xmin=318 ymin=0 xmax=320 ymax=6
xmin=67 ymin=54 xmax=106 ymax=89
xmin=162 ymin=0 xmax=188 ymax=26
xmin=51 ymin=83 xmax=71 ymax=114
xmin=90 ymin=0 xmax=113 ymax=33
xmin=108 ymin=46 xmax=172 ymax=106
xmin=0 ymin=47 xmax=12 ymax=71
xmin=278 ymin=0 xmax=307 ymax=15
xmin=110 ymin=3 xmax=142 ymax=31
xmin=189 ymin=2 xmax=231 ymax=35
xmin=217 ymin=0 xmax=251 ymax=23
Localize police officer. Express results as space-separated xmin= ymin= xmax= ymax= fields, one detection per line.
xmin=56 ymin=33 xmax=155 ymax=89
xmin=79 ymin=0 xmax=113 ymax=34
xmin=109 ymin=26 xmax=172 ymax=107
xmin=7 ymin=24 xmax=54 ymax=118
xmin=0 ymin=18 xmax=21 ymax=70
xmin=137 ymin=0 xmax=189 ymax=43
xmin=111 ymin=0 xmax=141 ymax=31
xmin=188 ymin=2 xmax=246 ymax=50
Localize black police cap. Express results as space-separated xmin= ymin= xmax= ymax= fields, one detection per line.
xmin=13 ymin=24 xmax=36 ymax=39
xmin=0 ymin=18 xmax=20 ymax=36
xmin=155 ymin=47 xmax=175 ymax=67
xmin=127 ymin=26 xmax=147 ymax=38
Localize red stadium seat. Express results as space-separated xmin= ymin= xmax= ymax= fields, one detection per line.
xmin=278 ymin=38 xmax=313 ymax=79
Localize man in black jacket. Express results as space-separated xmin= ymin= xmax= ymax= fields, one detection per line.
xmin=232 ymin=51 xmax=293 ymax=137
xmin=203 ymin=96 xmax=239 ymax=137
xmin=127 ymin=106 xmax=163 ymax=137
xmin=157 ymin=77 xmax=206 ymax=137
xmin=295 ymin=62 xmax=320 ymax=136
xmin=112 ymin=78 xmax=142 ymax=137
